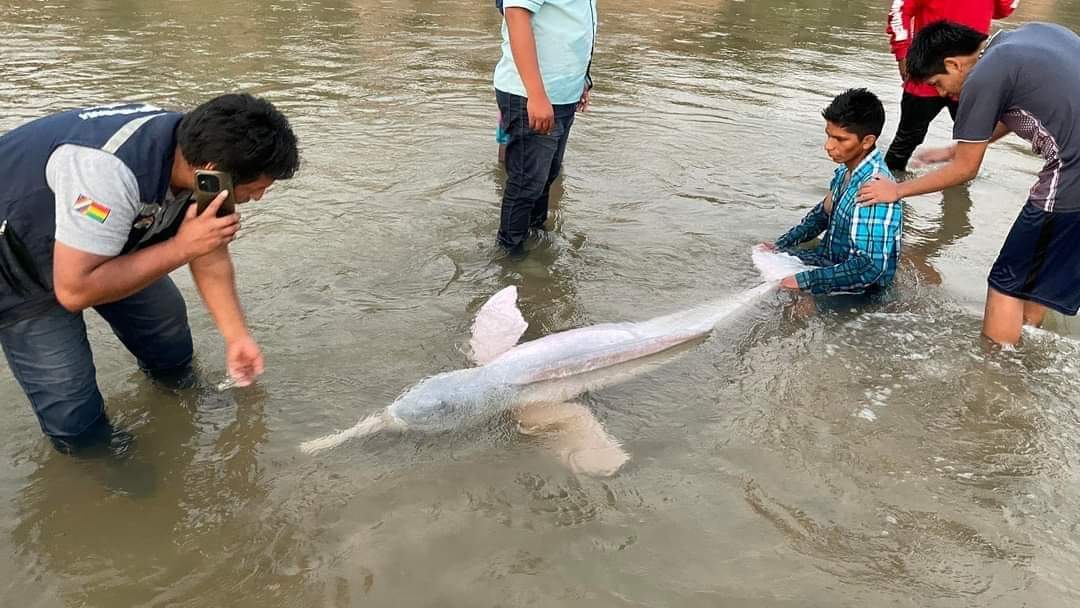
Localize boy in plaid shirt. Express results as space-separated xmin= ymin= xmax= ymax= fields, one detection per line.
xmin=760 ymin=89 xmax=903 ymax=295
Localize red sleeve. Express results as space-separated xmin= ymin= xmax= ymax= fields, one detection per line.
xmin=994 ymin=0 xmax=1018 ymax=20
xmin=887 ymin=0 xmax=919 ymax=60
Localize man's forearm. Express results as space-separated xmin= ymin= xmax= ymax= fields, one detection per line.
xmin=795 ymin=254 xmax=876 ymax=295
xmin=505 ymin=8 xmax=547 ymax=101
xmin=189 ymin=246 xmax=249 ymax=342
xmin=898 ymin=141 xmax=989 ymax=199
xmin=897 ymin=164 xmax=973 ymax=199
xmin=776 ymin=203 xmax=827 ymax=248
xmin=55 ymin=240 xmax=189 ymax=311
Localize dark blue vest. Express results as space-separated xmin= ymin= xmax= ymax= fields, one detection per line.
xmin=0 ymin=103 xmax=185 ymax=325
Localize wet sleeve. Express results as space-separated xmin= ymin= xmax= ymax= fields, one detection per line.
xmin=953 ymin=58 xmax=1015 ymax=143
xmin=787 ymin=249 xmax=832 ymax=268
xmin=45 ymin=144 xmax=140 ymax=257
xmin=775 ymin=202 xmax=829 ymax=249
xmin=794 ymin=202 xmax=902 ymax=295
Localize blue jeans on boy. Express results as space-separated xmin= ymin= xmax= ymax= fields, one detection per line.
xmin=0 ymin=276 xmax=193 ymax=447
xmin=496 ymin=89 xmax=577 ymax=252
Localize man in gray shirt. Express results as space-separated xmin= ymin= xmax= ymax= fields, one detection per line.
xmin=0 ymin=95 xmax=299 ymax=453
xmin=858 ymin=21 xmax=1080 ymax=345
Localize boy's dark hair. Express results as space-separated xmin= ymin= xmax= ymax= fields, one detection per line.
xmin=177 ymin=93 xmax=300 ymax=185
xmin=821 ymin=88 xmax=886 ymax=140
xmin=907 ymin=21 xmax=988 ymax=82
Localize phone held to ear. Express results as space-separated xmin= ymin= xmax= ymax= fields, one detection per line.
xmin=194 ymin=169 xmax=237 ymax=217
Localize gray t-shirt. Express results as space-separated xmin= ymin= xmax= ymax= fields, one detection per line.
xmin=45 ymin=144 xmax=189 ymax=256
xmin=954 ymin=22 xmax=1080 ymax=212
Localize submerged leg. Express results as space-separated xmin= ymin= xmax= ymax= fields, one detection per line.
xmin=1023 ymin=300 xmax=1048 ymax=328
xmin=513 ymin=402 xmax=629 ymax=477
xmin=983 ymin=286 xmax=1025 ymax=346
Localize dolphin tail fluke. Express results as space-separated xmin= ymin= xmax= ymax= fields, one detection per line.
xmin=300 ymin=413 xmax=389 ymax=454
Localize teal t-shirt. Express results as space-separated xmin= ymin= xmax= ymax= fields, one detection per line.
xmin=493 ymin=0 xmax=597 ymax=105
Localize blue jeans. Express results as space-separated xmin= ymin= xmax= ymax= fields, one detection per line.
xmin=496 ymin=89 xmax=577 ymax=252
xmin=0 ymin=277 xmax=193 ymax=445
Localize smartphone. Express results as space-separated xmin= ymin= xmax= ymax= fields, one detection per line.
xmin=194 ymin=169 xmax=236 ymax=217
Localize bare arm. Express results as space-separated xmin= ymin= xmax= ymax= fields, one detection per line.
xmin=189 ymin=245 xmax=248 ymax=342
xmin=897 ymin=141 xmax=990 ymax=198
xmin=911 ymin=121 xmax=1010 ymax=166
xmin=188 ymin=239 xmax=264 ymax=386
xmin=857 ymin=141 xmax=991 ymax=204
xmin=53 ymin=239 xmax=189 ymax=312
xmin=504 ymin=7 xmax=555 ymax=134
xmin=52 ymin=192 xmax=237 ymax=312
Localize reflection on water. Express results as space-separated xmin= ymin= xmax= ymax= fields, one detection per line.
xmin=1 ymin=0 xmax=1079 ymax=605
xmin=902 ymin=184 xmax=975 ymax=287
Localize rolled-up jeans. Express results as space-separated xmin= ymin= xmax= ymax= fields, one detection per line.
xmin=495 ymin=89 xmax=577 ymax=252
xmin=0 ymin=276 xmax=193 ymax=449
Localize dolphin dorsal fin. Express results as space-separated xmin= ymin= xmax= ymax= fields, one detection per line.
xmin=469 ymin=286 xmax=529 ymax=365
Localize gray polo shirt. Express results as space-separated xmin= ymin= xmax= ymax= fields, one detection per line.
xmin=954 ymin=22 xmax=1080 ymax=212
xmin=45 ymin=144 xmax=189 ymax=256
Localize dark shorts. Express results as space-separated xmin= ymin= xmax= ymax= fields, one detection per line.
xmin=988 ymin=203 xmax=1080 ymax=315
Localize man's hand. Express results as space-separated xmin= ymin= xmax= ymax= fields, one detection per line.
xmin=577 ymin=87 xmax=591 ymax=113
xmin=857 ymin=176 xmax=901 ymax=206
xmin=898 ymin=58 xmax=909 ymax=83
xmin=528 ymin=94 xmax=555 ymax=134
xmin=176 ymin=191 xmax=240 ymax=260
xmin=755 ymin=242 xmax=778 ymax=252
xmin=226 ymin=333 xmax=264 ymax=387
xmin=780 ymin=276 xmax=800 ymax=290
xmin=910 ymin=145 xmax=957 ymax=168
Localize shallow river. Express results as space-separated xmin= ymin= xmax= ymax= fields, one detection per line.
xmin=2 ymin=0 xmax=1080 ymax=605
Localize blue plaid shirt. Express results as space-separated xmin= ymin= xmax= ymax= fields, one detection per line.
xmin=774 ymin=149 xmax=903 ymax=295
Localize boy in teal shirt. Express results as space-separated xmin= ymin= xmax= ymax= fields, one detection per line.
xmin=494 ymin=0 xmax=596 ymax=254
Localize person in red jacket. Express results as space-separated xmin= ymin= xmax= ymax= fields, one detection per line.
xmin=884 ymin=0 xmax=1018 ymax=172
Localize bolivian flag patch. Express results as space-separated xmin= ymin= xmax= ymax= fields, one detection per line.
xmin=74 ymin=195 xmax=111 ymax=224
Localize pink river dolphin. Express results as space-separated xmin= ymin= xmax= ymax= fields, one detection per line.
xmin=301 ymin=249 xmax=810 ymax=476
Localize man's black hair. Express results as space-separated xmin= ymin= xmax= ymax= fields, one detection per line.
xmin=177 ymin=93 xmax=300 ymax=184
xmin=821 ymin=88 xmax=886 ymax=140
xmin=907 ymin=21 xmax=989 ymax=82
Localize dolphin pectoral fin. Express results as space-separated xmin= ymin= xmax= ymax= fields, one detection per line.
xmin=469 ymin=286 xmax=529 ymax=365
xmin=512 ymin=402 xmax=630 ymax=477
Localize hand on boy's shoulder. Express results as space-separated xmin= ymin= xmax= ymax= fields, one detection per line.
xmin=856 ymin=176 xmax=900 ymax=207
